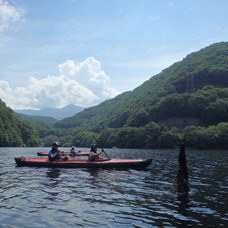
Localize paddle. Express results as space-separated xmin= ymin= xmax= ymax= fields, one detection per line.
xmin=92 ymin=135 xmax=111 ymax=159
xmin=55 ymin=149 xmax=67 ymax=159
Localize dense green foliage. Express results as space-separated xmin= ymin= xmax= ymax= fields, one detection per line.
xmin=0 ymin=99 xmax=41 ymax=147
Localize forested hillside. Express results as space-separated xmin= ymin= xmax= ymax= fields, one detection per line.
xmin=18 ymin=113 xmax=58 ymax=124
xmin=56 ymin=42 xmax=228 ymax=129
xmin=40 ymin=42 xmax=228 ymax=149
xmin=0 ymin=99 xmax=41 ymax=147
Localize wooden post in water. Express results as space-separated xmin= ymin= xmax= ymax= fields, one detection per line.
xmin=173 ymin=143 xmax=190 ymax=193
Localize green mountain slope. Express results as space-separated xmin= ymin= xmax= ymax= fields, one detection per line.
xmin=56 ymin=42 xmax=228 ymax=129
xmin=41 ymin=42 xmax=228 ymax=149
xmin=0 ymin=99 xmax=41 ymax=147
xmin=18 ymin=113 xmax=58 ymax=124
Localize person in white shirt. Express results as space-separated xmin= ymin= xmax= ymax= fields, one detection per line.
xmin=88 ymin=144 xmax=105 ymax=161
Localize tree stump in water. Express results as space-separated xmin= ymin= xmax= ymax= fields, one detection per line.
xmin=173 ymin=143 xmax=190 ymax=193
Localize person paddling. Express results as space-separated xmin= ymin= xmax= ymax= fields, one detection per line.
xmin=88 ymin=144 xmax=106 ymax=161
xmin=48 ymin=142 xmax=66 ymax=161
xmin=70 ymin=146 xmax=76 ymax=157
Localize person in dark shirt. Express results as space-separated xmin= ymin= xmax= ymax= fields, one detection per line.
xmin=48 ymin=142 xmax=62 ymax=161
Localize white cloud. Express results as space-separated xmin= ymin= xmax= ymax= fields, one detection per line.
xmin=0 ymin=57 xmax=119 ymax=110
xmin=0 ymin=0 xmax=24 ymax=32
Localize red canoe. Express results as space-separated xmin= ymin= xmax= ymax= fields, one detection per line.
xmin=37 ymin=152 xmax=89 ymax=156
xmin=15 ymin=157 xmax=152 ymax=169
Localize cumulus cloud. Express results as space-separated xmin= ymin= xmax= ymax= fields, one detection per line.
xmin=59 ymin=57 xmax=117 ymax=98
xmin=0 ymin=57 xmax=119 ymax=109
xmin=0 ymin=0 xmax=24 ymax=32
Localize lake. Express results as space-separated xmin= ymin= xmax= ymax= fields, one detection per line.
xmin=0 ymin=147 xmax=227 ymax=227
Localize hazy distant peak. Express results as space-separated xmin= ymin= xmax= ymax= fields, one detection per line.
xmin=14 ymin=104 xmax=85 ymax=120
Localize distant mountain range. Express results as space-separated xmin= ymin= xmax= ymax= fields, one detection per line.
xmin=15 ymin=104 xmax=85 ymax=120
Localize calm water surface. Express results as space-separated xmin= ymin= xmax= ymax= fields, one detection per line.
xmin=0 ymin=147 xmax=227 ymax=227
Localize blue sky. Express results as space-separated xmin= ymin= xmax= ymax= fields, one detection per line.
xmin=0 ymin=0 xmax=227 ymax=109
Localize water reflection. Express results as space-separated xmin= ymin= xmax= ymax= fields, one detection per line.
xmin=43 ymin=168 xmax=61 ymax=190
xmin=31 ymin=168 xmax=62 ymax=201
xmin=177 ymin=193 xmax=190 ymax=216
xmin=46 ymin=168 xmax=61 ymax=179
